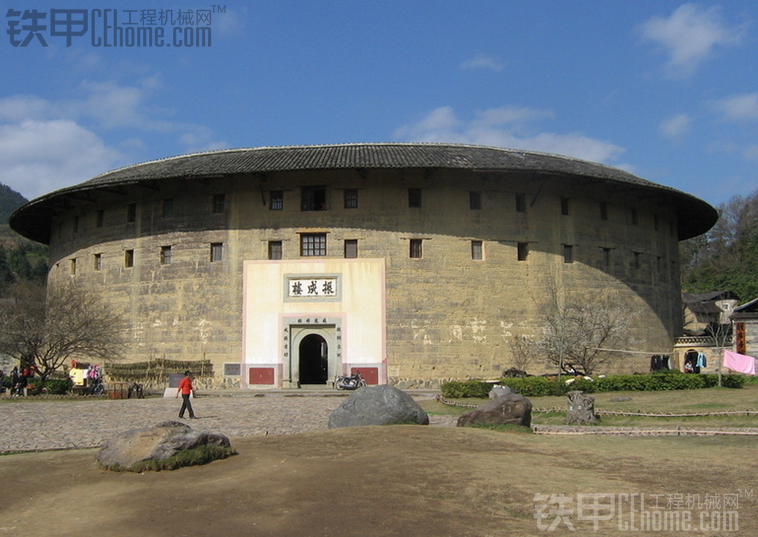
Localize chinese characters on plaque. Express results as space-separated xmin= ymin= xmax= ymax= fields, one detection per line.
xmin=288 ymin=278 xmax=338 ymax=298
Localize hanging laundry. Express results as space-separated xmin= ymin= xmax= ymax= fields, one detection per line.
xmin=696 ymin=352 xmax=707 ymax=369
xmin=723 ymin=350 xmax=756 ymax=375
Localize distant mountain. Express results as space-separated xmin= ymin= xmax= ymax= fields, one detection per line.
xmin=0 ymin=184 xmax=27 ymax=225
xmin=0 ymin=184 xmax=39 ymax=248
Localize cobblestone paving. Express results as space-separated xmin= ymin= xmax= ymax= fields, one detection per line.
xmin=0 ymin=394 xmax=454 ymax=453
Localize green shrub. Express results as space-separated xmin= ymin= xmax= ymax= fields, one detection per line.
xmin=441 ymin=371 xmax=746 ymax=398
xmin=44 ymin=379 xmax=73 ymax=395
xmin=440 ymin=380 xmax=492 ymax=398
xmin=501 ymin=377 xmax=569 ymax=397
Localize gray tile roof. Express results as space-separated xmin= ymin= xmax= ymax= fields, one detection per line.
xmin=9 ymin=143 xmax=717 ymax=244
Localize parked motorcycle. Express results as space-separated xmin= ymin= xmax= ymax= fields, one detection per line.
xmin=334 ymin=372 xmax=367 ymax=390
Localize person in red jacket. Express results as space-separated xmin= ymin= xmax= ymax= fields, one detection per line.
xmin=176 ymin=370 xmax=197 ymax=419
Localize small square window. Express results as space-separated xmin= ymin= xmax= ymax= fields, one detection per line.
xmin=211 ymin=243 xmax=223 ymax=262
xmin=301 ymin=234 xmax=326 ymax=257
xmin=160 ymin=246 xmax=172 ymax=265
xmin=470 ymin=191 xmax=482 ymax=210
xmin=93 ymin=253 xmax=102 ymax=271
xmin=163 ymin=198 xmax=174 ymax=218
xmin=302 ymin=186 xmax=327 ymax=211
xmin=518 ymin=242 xmax=529 ymax=262
xmin=563 ymin=244 xmax=573 ymax=264
xmin=270 ymin=191 xmax=283 ymax=210
xmin=560 ymin=197 xmax=570 ymax=216
xmin=344 ymin=189 xmax=358 ymax=209
xmin=471 ymin=240 xmax=483 ymax=260
xmin=600 ymin=202 xmax=608 ymax=221
xmin=516 ymin=193 xmax=527 ymax=213
xmin=633 ymin=251 xmax=641 ymax=269
xmin=124 ymin=249 xmax=134 ymax=268
xmin=408 ymin=188 xmax=422 ymax=208
xmin=602 ymin=247 xmax=612 ymax=268
xmin=127 ymin=203 xmax=137 ymax=223
xmin=70 ymin=258 xmax=76 ymax=275
xmin=268 ymin=241 xmax=282 ymax=260
xmin=344 ymin=239 xmax=358 ymax=259
xmin=410 ymin=239 xmax=423 ymax=259
xmin=96 ymin=210 xmax=104 ymax=228
xmin=212 ymin=194 xmax=225 ymax=214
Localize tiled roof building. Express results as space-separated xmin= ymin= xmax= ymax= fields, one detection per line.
xmin=10 ymin=143 xmax=718 ymax=388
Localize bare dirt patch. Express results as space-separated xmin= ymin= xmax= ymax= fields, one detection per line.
xmin=1 ymin=426 xmax=755 ymax=536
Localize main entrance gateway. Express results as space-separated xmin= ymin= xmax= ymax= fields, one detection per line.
xmin=242 ymin=259 xmax=387 ymax=388
xmin=286 ymin=322 xmax=340 ymax=387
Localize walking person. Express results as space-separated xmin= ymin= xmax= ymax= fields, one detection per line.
xmin=176 ymin=370 xmax=197 ymax=419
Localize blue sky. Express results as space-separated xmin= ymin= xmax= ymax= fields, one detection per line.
xmin=1 ymin=2 xmax=757 ymax=207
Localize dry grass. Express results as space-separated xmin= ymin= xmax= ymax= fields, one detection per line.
xmin=1 ymin=426 xmax=755 ymax=536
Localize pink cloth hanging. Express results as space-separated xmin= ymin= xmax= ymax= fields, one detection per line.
xmin=723 ymin=350 xmax=756 ymax=375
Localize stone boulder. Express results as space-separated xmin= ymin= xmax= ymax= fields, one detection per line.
xmin=488 ymin=385 xmax=514 ymax=399
xmin=328 ymin=385 xmax=429 ymax=429
xmin=457 ymin=393 xmax=532 ymax=428
xmin=97 ymin=421 xmax=232 ymax=470
xmin=565 ymin=391 xmax=598 ymax=425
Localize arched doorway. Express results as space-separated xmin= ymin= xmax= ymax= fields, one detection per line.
xmin=299 ymin=334 xmax=328 ymax=384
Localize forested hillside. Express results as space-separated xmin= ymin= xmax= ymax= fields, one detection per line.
xmin=0 ymin=184 xmax=48 ymax=291
xmin=681 ymin=190 xmax=758 ymax=303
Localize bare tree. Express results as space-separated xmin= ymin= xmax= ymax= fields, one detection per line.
xmin=704 ymin=321 xmax=732 ymax=387
xmin=536 ymin=271 xmax=637 ymax=375
xmin=507 ymin=335 xmax=541 ymax=376
xmin=0 ymin=281 xmax=125 ymax=381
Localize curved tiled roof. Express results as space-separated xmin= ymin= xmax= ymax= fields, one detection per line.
xmin=9 ymin=143 xmax=718 ymax=243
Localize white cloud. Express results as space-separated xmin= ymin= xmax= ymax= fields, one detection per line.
xmin=659 ymin=113 xmax=691 ymax=138
xmin=639 ymin=4 xmax=746 ymax=77
xmin=460 ymin=54 xmax=504 ymax=72
xmin=0 ymin=79 xmax=226 ymax=199
xmin=713 ymin=93 xmax=758 ymax=122
xmin=0 ymin=119 xmax=124 ymax=199
xmin=394 ymin=106 xmax=625 ymax=164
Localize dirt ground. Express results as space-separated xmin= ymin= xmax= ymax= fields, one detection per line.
xmin=0 ymin=426 xmax=755 ymax=537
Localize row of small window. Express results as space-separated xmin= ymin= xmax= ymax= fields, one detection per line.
xmin=72 ymin=243 xmax=225 ymax=273
xmin=74 ymin=189 xmax=670 ymax=239
xmin=73 ymin=195 xmax=227 ymax=232
xmin=66 ymin=236 xmax=670 ymax=273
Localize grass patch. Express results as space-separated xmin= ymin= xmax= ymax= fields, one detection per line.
xmin=100 ymin=444 xmax=237 ymax=472
xmin=426 ymin=384 xmax=758 ymax=428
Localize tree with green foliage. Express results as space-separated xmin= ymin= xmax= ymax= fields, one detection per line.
xmin=0 ymin=248 xmax=14 ymax=293
xmin=681 ymin=190 xmax=758 ymax=302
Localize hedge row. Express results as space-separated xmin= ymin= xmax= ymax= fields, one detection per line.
xmin=441 ymin=372 xmax=746 ymax=398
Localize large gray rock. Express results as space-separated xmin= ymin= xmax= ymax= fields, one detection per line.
xmin=457 ymin=393 xmax=532 ymax=428
xmin=328 ymin=385 xmax=429 ymax=429
xmin=97 ymin=421 xmax=231 ymax=469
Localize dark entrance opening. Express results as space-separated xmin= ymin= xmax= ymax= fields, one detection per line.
xmin=299 ymin=334 xmax=328 ymax=384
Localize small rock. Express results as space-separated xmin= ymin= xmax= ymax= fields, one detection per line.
xmin=457 ymin=393 xmax=532 ymax=428
xmin=489 ymin=385 xmax=514 ymax=399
